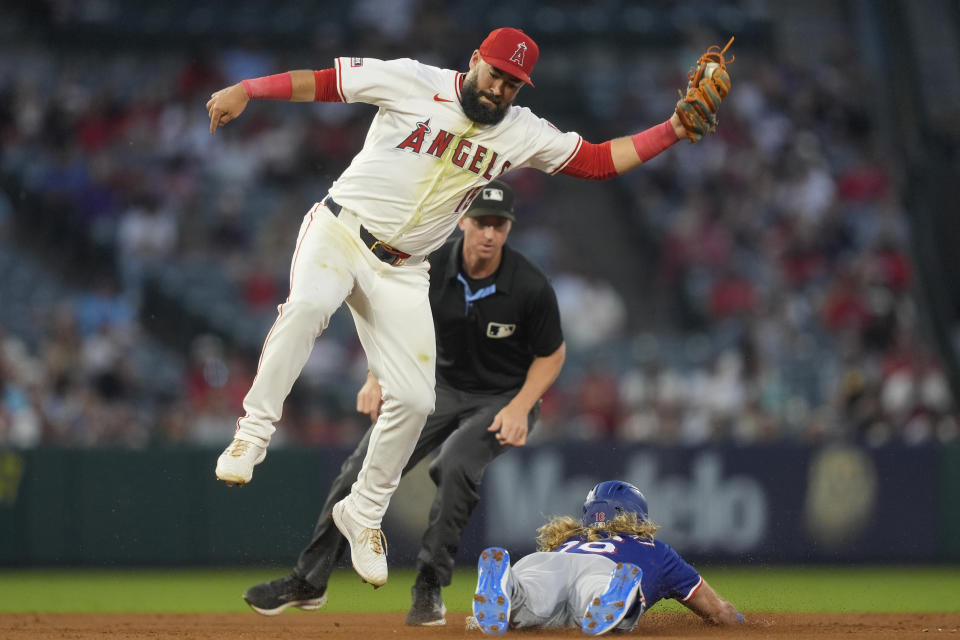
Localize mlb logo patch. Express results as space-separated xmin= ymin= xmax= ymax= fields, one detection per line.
xmin=486 ymin=322 xmax=516 ymax=339
xmin=351 ymin=57 xmax=363 ymax=67
xmin=482 ymin=187 xmax=504 ymax=202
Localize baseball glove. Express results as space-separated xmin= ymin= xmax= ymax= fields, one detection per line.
xmin=674 ymin=37 xmax=735 ymax=143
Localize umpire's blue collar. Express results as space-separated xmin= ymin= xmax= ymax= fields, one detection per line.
xmin=439 ymin=236 xmax=519 ymax=294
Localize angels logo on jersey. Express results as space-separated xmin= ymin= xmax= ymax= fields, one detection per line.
xmin=395 ymin=121 xmax=512 ymax=180
xmin=396 ymin=119 xmax=433 ymax=147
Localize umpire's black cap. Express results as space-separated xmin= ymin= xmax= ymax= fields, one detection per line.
xmin=465 ymin=180 xmax=516 ymax=221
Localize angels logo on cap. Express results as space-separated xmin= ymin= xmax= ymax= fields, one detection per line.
xmin=478 ymin=28 xmax=539 ymax=86
xmin=509 ymin=42 xmax=527 ymax=67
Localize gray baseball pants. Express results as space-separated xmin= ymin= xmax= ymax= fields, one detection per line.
xmin=508 ymin=552 xmax=642 ymax=630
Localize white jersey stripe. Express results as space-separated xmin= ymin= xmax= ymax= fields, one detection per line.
xmin=334 ymin=58 xmax=347 ymax=102
xmin=680 ymin=575 xmax=704 ymax=602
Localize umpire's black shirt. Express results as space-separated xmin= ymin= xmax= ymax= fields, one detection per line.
xmin=429 ymin=237 xmax=564 ymax=395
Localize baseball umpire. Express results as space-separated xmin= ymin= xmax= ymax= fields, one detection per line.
xmin=206 ymin=27 xmax=733 ymax=587
xmin=472 ymin=480 xmax=744 ymax=636
xmin=243 ymin=180 xmax=565 ymax=625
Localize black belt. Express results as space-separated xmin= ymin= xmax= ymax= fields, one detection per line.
xmin=323 ymin=196 xmax=412 ymax=266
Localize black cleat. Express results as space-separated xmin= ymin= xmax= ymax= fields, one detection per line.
xmin=243 ymin=574 xmax=327 ymax=616
xmin=405 ymin=582 xmax=447 ymax=626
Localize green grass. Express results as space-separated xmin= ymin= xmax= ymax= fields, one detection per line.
xmin=653 ymin=566 xmax=960 ymax=613
xmin=0 ymin=566 xmax=958 ymax=613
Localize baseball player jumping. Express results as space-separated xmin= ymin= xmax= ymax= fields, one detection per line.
xmin=242 ymin=180 xmax=566 ymax=625
xmin=472 ymin=480 xmax=744 ymax=636
xmin=206 ymin=28 xmax=733 ymax=587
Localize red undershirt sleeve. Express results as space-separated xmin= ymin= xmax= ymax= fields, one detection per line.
xmin=560 ymin=140 xmax=619 ymax=181
xmin=313 ymin=68 xmax=342 ymax=102
xmin=560 ymin=121 xmax=678 ymax=180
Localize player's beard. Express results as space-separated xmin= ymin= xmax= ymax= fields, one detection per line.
xmin=460 ymin=73 xmax=509 ymax=125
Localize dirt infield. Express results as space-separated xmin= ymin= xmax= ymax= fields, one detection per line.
xmin=2 ymin=612 xmax=958 ymax=639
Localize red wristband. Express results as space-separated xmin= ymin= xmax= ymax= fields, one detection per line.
xmin=631 ymin=120 xmax=678 ymax=163
xmin=241 ymin=73 xmax=293 ymax=100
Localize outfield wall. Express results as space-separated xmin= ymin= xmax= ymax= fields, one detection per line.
xmin=943 ymin=441 xmax=960 ymax=561
xmin=0 ymin=443 xmax=956 ymax=566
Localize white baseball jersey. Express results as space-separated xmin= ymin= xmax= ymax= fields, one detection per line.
xmin=327 ymin=57 xmax=583 ymax=255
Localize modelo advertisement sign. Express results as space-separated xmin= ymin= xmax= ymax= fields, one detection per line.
xmin=460 ymin=443 xmax=941 ymax=563
xmin=0 ymin=444 xmax=943 ymax=566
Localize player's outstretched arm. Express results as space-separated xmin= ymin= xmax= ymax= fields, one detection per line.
xmin=206 ymin=70 xmax=326 ymax=134
xmin=609 ymin=114 xmax=686 ymax=175
xmin=565 ymin=38 xmax=733 ymax=179
xmin=559 ymin=116 xmax=684 ymax=181
xmin=682 ymin=578 xmax=744 ymax=625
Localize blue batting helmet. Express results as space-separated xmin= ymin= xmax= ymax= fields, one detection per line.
xmin=582 ymin=480 xmax=649 ymax=529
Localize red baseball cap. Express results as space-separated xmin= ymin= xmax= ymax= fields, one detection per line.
xmin=478 ymin=27 xmax=539 ymax=86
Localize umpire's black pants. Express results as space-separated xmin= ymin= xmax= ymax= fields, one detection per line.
xmin=294 ymin=379 xmax=538 ymax=589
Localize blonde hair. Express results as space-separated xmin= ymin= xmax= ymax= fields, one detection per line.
xmin=535 ymin=512 xmax=661 ymax=552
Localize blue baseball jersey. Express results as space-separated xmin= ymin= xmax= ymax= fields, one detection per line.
xmin=554 ymin=535 xmax=702 ymax=610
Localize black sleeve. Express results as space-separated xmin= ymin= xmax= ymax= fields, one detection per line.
xmin=525 ymin=279 xmax=564 ymax=357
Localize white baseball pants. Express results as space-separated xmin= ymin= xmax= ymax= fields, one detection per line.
xmin=234 ymin=201 xmax=436 ymax=528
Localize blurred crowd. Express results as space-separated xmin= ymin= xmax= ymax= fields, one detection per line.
xmin=1 ymin=1 xmax=956 ymax=449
